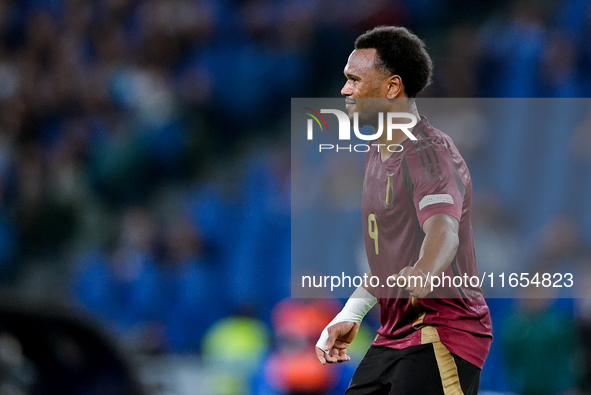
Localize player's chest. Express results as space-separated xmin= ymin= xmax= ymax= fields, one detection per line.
xmin=361 ymin=155 xmax=412 ymax=216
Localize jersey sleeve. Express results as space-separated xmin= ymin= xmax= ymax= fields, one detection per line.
xmin=404 ymin=141 xmax=466 ymax=227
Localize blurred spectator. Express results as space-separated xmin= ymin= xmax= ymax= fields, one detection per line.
xmin=479 ymin=1 xmax=547 ymax=97
xmin=72 ymin=207 xmax=160 ymax=351
xmin=152 ymin=215 xmax=223 ymax=353
xmin=202 ymin=305 xmax=271 ymax=395
xmin=527 ymin=215 xmax=584 ymax=295
xmin=502 ymin=293 xmax=578 ymax=395
xmin=437 ymin=25 xmax=482 ymax=97
xmin=472 ymin=191 xmax=523 ymax=296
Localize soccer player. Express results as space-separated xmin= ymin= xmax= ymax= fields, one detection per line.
xmin=315 ymin=26 xmax=493 ymax=395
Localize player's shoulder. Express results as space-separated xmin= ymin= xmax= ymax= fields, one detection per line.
xmin=401 ymin=116 xmax=468 ymax=181
xmin=415 ymin=116 xmax=457 ymax=150
xmin=403 ymin=116 xmax=460 ymax=160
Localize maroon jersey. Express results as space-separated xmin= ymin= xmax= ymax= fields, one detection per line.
xmin=361 ymin=116 xmax=493 ymax=369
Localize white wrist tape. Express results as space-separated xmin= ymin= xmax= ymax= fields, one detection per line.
xmin=316 ymin=287 xmax=377 ymax=351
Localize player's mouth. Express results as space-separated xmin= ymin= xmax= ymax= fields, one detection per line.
xmin=345 ymin=99 xmax=356 ymax=108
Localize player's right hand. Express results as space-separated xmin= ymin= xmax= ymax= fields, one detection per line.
xmin=315 ymin=321 xmax=360 ymax=365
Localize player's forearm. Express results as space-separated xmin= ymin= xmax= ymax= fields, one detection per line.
xmin=414 ymin=214 xmax=459 ymax=277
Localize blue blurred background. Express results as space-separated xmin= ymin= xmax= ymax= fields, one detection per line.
xmin=0 ymin=0 xmax=590 ymax=394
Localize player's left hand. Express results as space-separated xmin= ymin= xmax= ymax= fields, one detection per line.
xmin=395 ymin=266 xmax=432 ymax=298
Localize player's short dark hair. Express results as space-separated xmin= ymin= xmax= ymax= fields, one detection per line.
xmin=355 ymin=26 xmax=433 ymax=98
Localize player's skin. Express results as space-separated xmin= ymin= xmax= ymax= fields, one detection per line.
xmin=315 ymin=48 xmax=460 ymax=365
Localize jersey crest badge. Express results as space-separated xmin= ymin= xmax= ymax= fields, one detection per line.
xmin=385 ymin=175 xmax=394 ymax=206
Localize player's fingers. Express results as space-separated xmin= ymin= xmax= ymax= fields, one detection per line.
xmin=325 ymin=342 xmax=343 ymax=363
xmin=315 ymin=347 xmax=328 ymax=365
xmin=324 ymin=349 xmax=339 ymax=363
xmin=337 ymin=348 xmax=351 ymax=362
xmin=403 ymin=278 xmax=416 ymax=294
xmin=328 ymin=347 xmax=347 ymax=363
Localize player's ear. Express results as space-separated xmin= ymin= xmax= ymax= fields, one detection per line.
xmin=386 ymin=75 xmax=404 ymax=99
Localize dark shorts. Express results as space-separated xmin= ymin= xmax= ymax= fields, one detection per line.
xmin=345 ymin=343 xmax=481 ymax=395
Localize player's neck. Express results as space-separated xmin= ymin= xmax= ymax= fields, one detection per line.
xmin=376 ymin=103 xmax=419 ymax=160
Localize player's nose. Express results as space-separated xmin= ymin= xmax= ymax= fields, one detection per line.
xmin=341 ymin=80 xmax=353 ymax=96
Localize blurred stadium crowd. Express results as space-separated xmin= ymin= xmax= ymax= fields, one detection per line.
xmin=0 ymin=0 xmax=590 ymax=394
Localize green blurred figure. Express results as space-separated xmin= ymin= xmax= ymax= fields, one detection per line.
xmin=202 ymin=310 xmax=270 ymax=395
xmin=502 ymin=295 xmax=578 ymax=395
